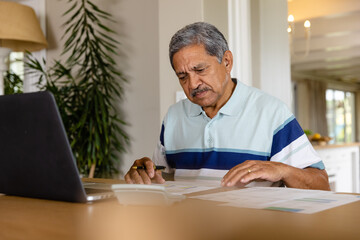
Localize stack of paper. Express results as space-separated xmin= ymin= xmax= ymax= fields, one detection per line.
xmin=191 ymin=187 xmax=360 ymax=214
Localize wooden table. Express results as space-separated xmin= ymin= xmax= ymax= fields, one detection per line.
xmin=1 ymin=179 xmax=359 ymax=240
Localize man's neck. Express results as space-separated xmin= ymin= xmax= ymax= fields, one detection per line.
xmin=203 ymin=79 xmax=236 ymax=118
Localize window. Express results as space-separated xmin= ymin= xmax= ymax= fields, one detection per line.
xmin=326 ymin=89 xmax=356 ymax=144
xmin=9 ymin=52 xmax=24 ymax=77
xmin=5 ymin=52 xmax=24 ymax=94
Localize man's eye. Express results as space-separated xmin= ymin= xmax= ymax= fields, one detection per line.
xmin=196 ymin=68 xmax=205 ymax=72
xmin=178 ymin=75 xmax=187 ymax=80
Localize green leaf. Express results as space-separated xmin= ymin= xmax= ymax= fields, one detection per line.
xmin=62 ymin=1 xmax=77 ymax=16
xmin=98 ymin=23 xmax=115 ymax=33
xmin=87 ymin=1 xmax=111 ymax=17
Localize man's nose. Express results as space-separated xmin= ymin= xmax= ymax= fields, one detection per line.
xmin=188 ymin=73 xmax=202 ymax=89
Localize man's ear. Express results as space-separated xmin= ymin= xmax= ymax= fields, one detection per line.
xmin=223 ymin=50 xmax=233 ymax=72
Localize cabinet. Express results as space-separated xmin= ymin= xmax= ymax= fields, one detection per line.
xmin=315 ymin=144 xmax=360 ymax=193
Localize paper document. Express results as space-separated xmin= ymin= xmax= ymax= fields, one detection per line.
xmin=191 ymin=187 xmax=360 ymax=214
xmin=161 ymin=180 xmax=220 ymax=195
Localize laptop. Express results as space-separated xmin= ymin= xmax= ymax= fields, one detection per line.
xmin=0 ymin=91 xmax=115 ymax=203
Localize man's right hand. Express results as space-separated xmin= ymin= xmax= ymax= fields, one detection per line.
xmin=124 ymin=157 xmax=165 ymax=184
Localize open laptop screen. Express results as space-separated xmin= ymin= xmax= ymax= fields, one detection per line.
xmin=0 ymin=91 xmax=88 ymax=202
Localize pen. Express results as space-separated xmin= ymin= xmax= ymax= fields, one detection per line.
xmin=132 ymin=165 xmax=166 ymax=170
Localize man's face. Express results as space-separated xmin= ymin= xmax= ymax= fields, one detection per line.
xmin=172 ymin=44 xmax=233 ymax=109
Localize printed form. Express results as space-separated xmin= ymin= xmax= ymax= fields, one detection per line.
xmin=190 ymin=187 xmax=360 ymax=214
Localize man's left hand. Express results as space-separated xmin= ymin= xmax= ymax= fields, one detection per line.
xmin=221 ymin=160 xmax=287 ymax=187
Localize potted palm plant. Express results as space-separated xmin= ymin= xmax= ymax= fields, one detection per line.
xmin=26 ymin=0 xmax=129 ymax=178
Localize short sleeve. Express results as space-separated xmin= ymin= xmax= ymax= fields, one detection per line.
xmin=270 ymin=116 xmax=324 ymax=170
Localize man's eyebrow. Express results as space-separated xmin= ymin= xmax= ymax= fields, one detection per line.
xmin=193 ymin=63 xmax=207 ymax=70
xmin=176 ymin=71 xmax=186 ymax=76
xmin=176 ymin=63 xmax=208 ymax=76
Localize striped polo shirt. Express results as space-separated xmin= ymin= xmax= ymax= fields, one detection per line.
xmin=153 ymin=81 xmax=324 ymax=186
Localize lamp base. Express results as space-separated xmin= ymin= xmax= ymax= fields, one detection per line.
xmin=0 ymin=47 xmax=12 ymax=95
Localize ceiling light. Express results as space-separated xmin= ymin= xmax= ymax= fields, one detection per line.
xmin=288 ymin=15 xmax=311 ymax=58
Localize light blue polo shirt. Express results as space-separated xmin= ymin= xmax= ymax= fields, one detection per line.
xmin=153 ymin=81 xmax=324 ymax=184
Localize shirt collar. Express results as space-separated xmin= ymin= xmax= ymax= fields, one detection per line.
xmin=218 ymin=79 xmax=244 ymax=116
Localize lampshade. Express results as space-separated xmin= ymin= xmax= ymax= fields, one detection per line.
xmin=0 ymin=1 xmax=47 ymax=52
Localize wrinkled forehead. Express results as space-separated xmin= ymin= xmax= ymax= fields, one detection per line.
xmin=172 ymin=44 xmax=218 ymax=68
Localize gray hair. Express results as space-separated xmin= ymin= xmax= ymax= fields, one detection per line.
xmin=169 ymin=22 xmax=229 ymax=69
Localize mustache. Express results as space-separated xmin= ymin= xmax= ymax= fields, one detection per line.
xmin=190 ymin=86 xmax=211 ymax=97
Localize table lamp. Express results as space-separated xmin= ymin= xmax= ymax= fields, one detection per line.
xmin=0 ymin=1 xmax=48 ymax=95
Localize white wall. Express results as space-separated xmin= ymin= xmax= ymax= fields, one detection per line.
xmin=203 ymin=0 xmax=229 ymax=40
xmin=251 ymin=0 xmax=292 ymax=108
xmin=111 ymin=0 xmax=161 ymax=175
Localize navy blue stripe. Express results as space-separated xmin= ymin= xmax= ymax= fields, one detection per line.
xmin=271 ymin=118 xmax=304 ymax=157
xmin=160 ymin=123 xmax=164 ymax=146
xmin=166 ymin=151 xmax=269 ymax=170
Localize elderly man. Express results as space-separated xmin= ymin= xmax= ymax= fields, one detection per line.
xmin=125 ymin=22 xmax=330 ymax=190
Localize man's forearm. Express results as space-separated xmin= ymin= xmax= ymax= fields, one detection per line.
xmin=282 ymin=165 xmax=330 ymax=190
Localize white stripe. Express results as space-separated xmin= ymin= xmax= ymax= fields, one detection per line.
xmin=175 ymin=169 xmax=283 ymax=187
xmin=292 ymin=145 xmax=322 ymax=169
xmin=271 ymin=134 xmax=309 ymax=163
xmin=271 ymin=134 xmax=321 ymax=168
xmin=166 ymin=147 xmax=270 ymax=156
